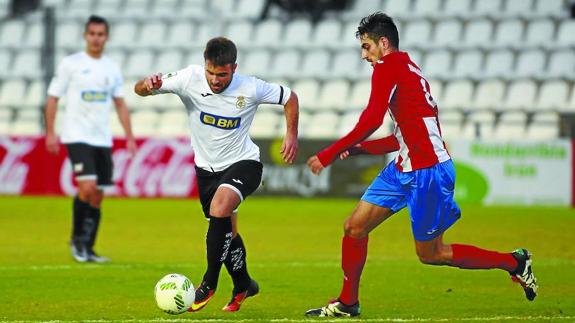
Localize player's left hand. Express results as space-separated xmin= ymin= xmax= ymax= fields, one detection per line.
xmin=339 ymin=144 xmax=363 ymax=160
xmin=126 ymin=137 xmax=137 ymax=157
xmin=307 ymin=155 xmax=324 ymax=175
xmin=281 ymin=133 xmax=298 ymax=164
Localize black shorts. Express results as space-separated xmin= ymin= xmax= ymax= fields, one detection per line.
xmin=196 ymin=160 xmax=263 ymax=217
xmin=66 ymin=143 xmax=113 ymax=186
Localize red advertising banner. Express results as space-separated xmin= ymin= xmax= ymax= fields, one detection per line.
xmin=0 ymin=136 xmax=199 ymax=198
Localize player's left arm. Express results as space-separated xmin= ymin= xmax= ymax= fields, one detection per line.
xmin=113 ymin=97 xmax=137 ymax=157
xmin=255 ymin=78 xmax=299 ymax=164
xmin=339 ymin=135 xmax=400 ymax=160
xmin=281 ymin=91 xmax=299 ymax=164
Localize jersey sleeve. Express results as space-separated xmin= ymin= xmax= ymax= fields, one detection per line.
xmin=112 ymin=67 xmax=124 ymax=98
xmin=152 ymin=66 xmax=191 ymax=96
xmin=47 ymin=58 xmax=72 ymax=98
xmin=316 ymin=62 xmax=398 ymax=166
xmin=254 ymin=78 xmax=291 ymax=105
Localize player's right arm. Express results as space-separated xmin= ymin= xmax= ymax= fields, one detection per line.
xmin=134 ymin=73 xmax=163 ymax=96
xmin=44 ymin=96 xmax=60 ymax=154
xmin=44 ymin=58 xmax=71 ymax=154
xmin=135 ymin=67 xmax=191 ymax=97
xmin=307 ymin=62 xmax=398 ymax=175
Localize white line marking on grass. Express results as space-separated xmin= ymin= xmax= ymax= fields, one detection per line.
xmin=0 ymin=258 xmax=575 ymax=271
xmin=0 ymin=259 xmax=572 ymax=272
xmin=0 ymin=262 xmax=341 ymax=271
xmin=1 ymin=316 xmax=574 ymax=323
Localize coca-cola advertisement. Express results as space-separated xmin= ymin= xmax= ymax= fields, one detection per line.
xmin=0 ymin=136 xmax=199 ymax=198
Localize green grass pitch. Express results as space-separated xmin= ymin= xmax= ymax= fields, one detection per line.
xmin=0 ymin=196 xmax=574 ymax=322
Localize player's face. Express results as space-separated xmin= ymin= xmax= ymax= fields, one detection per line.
xmin=84 ymin=23 xmax=108 ymax=55
xmin=360 ymin=34 xmax=384 ymax=66
xmin=204 ymin=60 xmax=237 ymax=94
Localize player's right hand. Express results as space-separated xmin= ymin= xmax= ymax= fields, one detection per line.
xmin=144 ymin=73 xmax=163 ymax=92
xmin=45 ymin=133 xmax=59 ymax=155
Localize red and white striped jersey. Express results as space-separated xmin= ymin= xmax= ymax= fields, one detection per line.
xmin=317 ymin=51 xmax=450 ymax=172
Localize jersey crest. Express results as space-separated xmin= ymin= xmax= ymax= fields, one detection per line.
xmin=236 ymin=96 xmax=246 ymax=110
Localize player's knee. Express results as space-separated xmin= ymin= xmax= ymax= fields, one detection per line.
xmin=343 ymin=219 xmax=367 ymax=239
xmin=78 ymin=184 xmax=98 ymax=202
xmin=90 ymin=191 xmax=104 ymax=208
xmin=209 ymin=202 xmax=233 ymax=218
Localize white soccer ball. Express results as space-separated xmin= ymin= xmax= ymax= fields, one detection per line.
xmin=154 ymin=273 xmax=195 ymax=314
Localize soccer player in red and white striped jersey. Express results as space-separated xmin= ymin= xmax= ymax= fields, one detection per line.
xmin=305 ymin=12 xmax=537 ymax=317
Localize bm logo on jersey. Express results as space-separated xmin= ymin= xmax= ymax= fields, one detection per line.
xmin=81 ymin=90 xmax=108 ymax=102
xmin=200 ymin=112 xmax=241 ymax=130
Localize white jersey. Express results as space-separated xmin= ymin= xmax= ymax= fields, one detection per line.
xmin=47 ymin=51 xmax=124 ymax=147
xmin=152 ymin=64 xmax=291 ymax=172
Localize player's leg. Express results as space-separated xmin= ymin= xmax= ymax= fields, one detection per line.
xmin=340 ymin=201 xmax=394 ymax=304
xmin=305 ymin=202 xmax=394 ymax=317
xmin=415 ymin=234 xmax=537 ymax=300
xmin=189 ymin=167 xmax=220 ymax=312
xmin=410 ymin=159 xmax=537 ymax=300
xmin=191 ymin=186 xmax=238 ymax=312
xmin=72 ymin=179 xmax=98 ymax=262
xmin=218 ymin=160 xmax=262 ymax=312
xmin=306 ymin=161 xmax=406 ymax=317
xmin=85 ymin=188 xmax=110 ymax=262
xmin=222 ymin=212 xmax=259 ymax=312
xmin=82 ymin=146 xmax=113 ymax=263
xmin=66 ymin=143 xmax=99 ymax=263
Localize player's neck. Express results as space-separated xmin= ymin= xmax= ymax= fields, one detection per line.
xmin=85 ymin=49 xmax=103 ymax=59
xmin=380 ymin=47 xmax=398 ymax=58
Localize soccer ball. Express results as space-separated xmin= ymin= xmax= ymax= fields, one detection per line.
xmin=154 ymin=273 xmax=195 ymax=314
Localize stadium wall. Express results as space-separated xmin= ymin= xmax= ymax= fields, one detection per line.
xmin=0 ymin=136 xmax=572 ymax=206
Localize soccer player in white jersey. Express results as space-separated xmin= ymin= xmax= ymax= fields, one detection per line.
xmin=134 ymin=37 xmax=299 ymax=312
xmin=44 ymin=15 xmax=136 ymax=263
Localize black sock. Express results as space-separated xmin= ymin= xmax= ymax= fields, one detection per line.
xmin=72 ymin=196 xmax=90 ymax=246
xmin=224 ymin=234 xmax=251 ymax=293
xmin=203 ymin=216 xmax=233 ymax=290
xmin=85 ymin=206 xmax=101 ymax=251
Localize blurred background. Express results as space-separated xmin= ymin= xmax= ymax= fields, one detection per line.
xmin=0 ymin=0 xmax=574 ymax=139
xmin=0 ymin=0 xmax=574 ymax=204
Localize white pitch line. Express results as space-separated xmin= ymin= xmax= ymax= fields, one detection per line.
xmin=0 ymin=262 xmax=341 ymax=271
xmin=1 ymin=316 xmax=574 ymax=323
xmin=0 ymin=258 xmax=573 ymax=272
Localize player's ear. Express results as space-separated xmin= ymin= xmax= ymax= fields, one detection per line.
xmin=232 ymin=63 xmax=238 ymax=73
xmin=378 ymin=36 xmax=388 ymax=49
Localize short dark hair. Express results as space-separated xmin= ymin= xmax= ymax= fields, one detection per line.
xmin=85 ymin=15 xmax=109 ymax=34
xmin=203 ymin=37 xmax=237 ymax=67
xmin=356 ymin=12 xmax=399 ymax=49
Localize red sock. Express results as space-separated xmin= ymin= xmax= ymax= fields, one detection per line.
xmin=451 ymin=244 xmax=517 ymax=272
xmin=338 ymin=235 xmax=368 ymax=305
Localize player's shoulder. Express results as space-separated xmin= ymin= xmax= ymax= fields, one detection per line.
xmin=373 ymin=51 xmax=411 ymax=74
xmin=100 ymin=55 xmax=122 ymax=72
xmin=227 ymin=73 xmax=263 ymax=97
xmin=59 ymin=51 xmax=84 ymax=65
xmin=178 ymin=64 xmax=204 ymax=79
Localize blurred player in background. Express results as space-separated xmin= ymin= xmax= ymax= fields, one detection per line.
xmin=305 ymin=12 xmax=538 ymax=317
xmin=135 ymin=37 xmax=299 ymax=312
xmin=44 ymin=15 xmax=137 ymax=263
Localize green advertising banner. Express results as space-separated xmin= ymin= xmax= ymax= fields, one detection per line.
xmin=449 ymin=140 xmax=572 ymax=206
